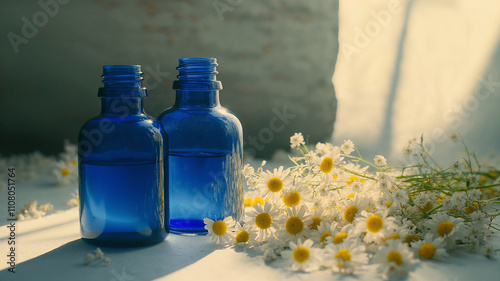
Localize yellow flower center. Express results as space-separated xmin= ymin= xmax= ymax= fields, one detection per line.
xmin=464 ymin=202 xmax=480 ymax=214
xmin=437 ymin=221 xmax=455 ymax=237
xmin=333 ymin=174 xmax=338 ymax=180
xmin=61 ymin=168 xmax=70 ymax=176
xmin=70 ymin=160 xmax=77 ymax=166
xmin=366 ymin=215 xmax=383 ymax=233
xmin=244 ymin=198 xmax=253 ymax=207
xmin=382 ymin=233 xmax=400 ymax=242
xmin=419 ymin=243 xmax=437 ymax=260
xmin=235 ymin=230 xmax=250 ymax=243
xmin=347 ymin=193 xmax=355 ymax=199
xmin=267 ymin=177 xmax=283 ymax=193
xmin=333 ymin=232 xmax=348 ymax=244
xmin=320 ymin=157 xmax=334 ymax=174
xmin=309 ymin=216 xmax=322 ymax=230
xmin=404 ymin=234 xmax=420 ymax=246
xmin=387 ymin=250 xmax=403 ymax=266
xmin=212 ymin=220 xmax=227 ymax=236
xmin=255 ymin=213 xmax=272 ymax=229
xmin=320 ymin=231 xmax=332 ymax=243
xmin=335 ymin=249 xmax=351 ymax=261
xmin=344 ymin=206 xmax=358 ymax=223
xmin=253 ymin=197 xmax=266 ymax=205
xmin=347 ymin=176 xmax=360 ymax=186
xmin=283 ymin=191 xmax=301 ymax=207
xmin=285 ymin=216 xmax=304 ymax=235
xmin=419 ymin=201 xmax=433 ymax=212
xmin=293 ymin=246 xmax=310 ymax=263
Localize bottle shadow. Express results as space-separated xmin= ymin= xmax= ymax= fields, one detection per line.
xmin=0 ymin=235 xmax=217 ymax=280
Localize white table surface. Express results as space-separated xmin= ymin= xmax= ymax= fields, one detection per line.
xmin=1 ymin=176 xmax=499 ymax=281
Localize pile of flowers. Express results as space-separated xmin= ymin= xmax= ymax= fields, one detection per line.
xmin=204 ymin=133 xmax=500 ymax=278
xmin=0 ymin=140 xmax=79 ymax=220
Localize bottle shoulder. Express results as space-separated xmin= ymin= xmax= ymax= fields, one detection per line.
xmin=80 ymin=114 xmax=162 ymax=129
xmin=79 ymin=113 xmax=165 ymax=141
xmin=159 ymin=106 xmax=240 ymax=123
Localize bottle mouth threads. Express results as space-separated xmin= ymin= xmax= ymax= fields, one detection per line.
xmin=99 ymin=65 xmax=147 ymax=97
xmin=173 ymin=58 xmax=222 ymax=90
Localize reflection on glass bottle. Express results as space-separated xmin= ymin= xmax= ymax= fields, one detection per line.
xmin=78 ymin=65 xmax=168 ymax=247
xmin=158 ymin=58 xmax=243 ymax=235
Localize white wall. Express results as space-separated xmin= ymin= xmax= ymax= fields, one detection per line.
xmin=333 ymin=0 xmax=500 ymax=164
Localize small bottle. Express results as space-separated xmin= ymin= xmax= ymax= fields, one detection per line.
xmin=158 ymin=58 xmax=244 ymax=235
xmin=78 ymin=65 xmax=168 ymax=247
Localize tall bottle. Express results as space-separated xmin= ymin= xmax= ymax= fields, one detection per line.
xmin=158 ymin=58 xmax=243 ymax=235
xmin=78 ymin=65 xmax=168 ymax=247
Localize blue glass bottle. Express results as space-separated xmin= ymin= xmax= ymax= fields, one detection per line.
xmin=78 ymin=65 xmax=168 ymax=247
xmin=158 ymin=58 xmax=243 ymax=235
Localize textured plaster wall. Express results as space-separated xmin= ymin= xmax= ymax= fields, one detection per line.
xmin=0 ymin=0 xmax=339 ymax=158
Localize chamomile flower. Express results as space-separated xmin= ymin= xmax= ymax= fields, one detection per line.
xmin=309 ymin=221 xmax=337 ymax=246
xmin=481 ymin=244 xmax=498 ymax=259
xmin=382 ymin=225 xmax=410 ymax=243
xmin=374 ymin=155 xmax=387 ymax=166
xmin=52 ymin=159 xmax=77 ymax=185
xmin=448 ymin=192 xmax=466 ymax=210
xmin=413 ymin=192 xmax=432 ymax=210
xmin=304 ymin=151 xmax=319 ymax=164
xmin=246 ymin=177 xmax=259 ymax=190
xmin=375 ymin=171 xmax=392 ymax=183
xmin=259 ymin=166 xmax=292 ymax=201
xmin=281 ymin=184 xmax=311 ymax=208
xmin=340 ymin=139 xmax=355 ymax=155
xmin=203 ymin=216 xmax=235 ymax=245
xmin=327 ymin=224 xmax=353 ymax=245
xmin=258 ymin=236 xmax=286 ymax=261
xmin=373 ymin=240 xmax=418 ymax=278
xmin=232 ymin=221 xmax=256 ymax=247
xmin=467 ymin=174 xmax=480 ymax=186
xmin=278 ymin=205 xmax=312 ymax=242
xmin=411 ymin=233 xmax=448 ymax=261
xmin=315 ymin=183 xmax=332 ymax=198
xmin=390 ymin=189 xmax=409 ymax=207
xmin=66 ymin=190 xmax=79 ymax=207
xmin=467 ymin=189 xmax=482 ymax=202
xmin=242 ymin=164 xmax=255 ymax=178
xmin=290 ymin=133 xmax=305 ymax=149
xmin=353 ymin=210 xmax=396 ymax=244
xmin=425 ymin=212 xmax=465 ymax=249
xmin=325 ymin=238 xmax=368 ymax=274
xmin=315 ymin=142 xmax=334 ymax=155
xmin=281 ymin=238 xmax=322 ymax=272
xmin=449 ymin=161 xmax=463 ymax=174
xmin=402 ymin=144 xmax=414 ymax=157
xmin=316 ymin=146 xmax=343 ymax=177
xmin=307 ymin=208 xmax=327 ymax=229
xmin=245 ymin=202 xmax=280 ymax=242
xmin=339 ymin=195 xmax=367 ymax=224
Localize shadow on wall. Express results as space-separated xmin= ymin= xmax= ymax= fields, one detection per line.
xmin=434 ymin=38 xmax=500 ymax=164
xmin=333 ymin=0 xmax=500 ymax=164
xmin=0 ymin=0 xmax=339 ymax=158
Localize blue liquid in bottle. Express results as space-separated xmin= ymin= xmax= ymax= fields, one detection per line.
xmin=78 ymin=65 xmax=168 ymax=247
xmin=158 ymin=58 xmax=244 ymax=235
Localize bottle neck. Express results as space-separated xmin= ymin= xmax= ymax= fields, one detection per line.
xmin=174 ymin=90 xmax=220 ymax=108
xmin=101 ymin=97 xmax=144 ymax=115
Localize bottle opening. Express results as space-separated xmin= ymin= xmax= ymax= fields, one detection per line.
xmin=99 ymin=65 xmax=147 ymax=97
xmin=173 ymin=58 xmax=222 ymax=90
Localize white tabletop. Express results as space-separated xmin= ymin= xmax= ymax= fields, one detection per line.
xmin=1 ymin=181 xmax=499 ymax=281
